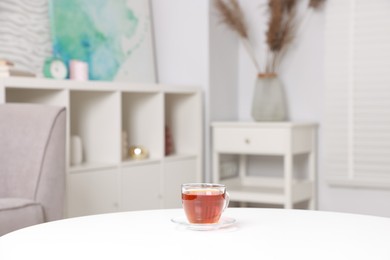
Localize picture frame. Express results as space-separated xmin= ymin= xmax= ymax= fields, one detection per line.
xmin=49 ymin=0 xmax=157 ymax=82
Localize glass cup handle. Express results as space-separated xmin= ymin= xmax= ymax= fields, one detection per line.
xmin=223 ymin=191 xmax=230 ymax=212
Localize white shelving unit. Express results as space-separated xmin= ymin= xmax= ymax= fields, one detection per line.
xmin=0 ymin=77 xmax=202 ymax=217
xmin=212 ymin=122 xmax=317 ymax=209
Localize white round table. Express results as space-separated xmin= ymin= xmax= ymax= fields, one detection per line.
xmin=1 ymin=208 xmax=389 ymax=260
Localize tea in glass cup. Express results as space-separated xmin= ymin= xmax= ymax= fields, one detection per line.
xmin=181 ymin=183 xmax=230 ymax=224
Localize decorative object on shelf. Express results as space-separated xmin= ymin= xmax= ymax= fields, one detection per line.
xmin=69 ymin=60 xmax=89 ymax=81
xmin=129 ymin=145 xmax=149 ymax=160
xmin=214 ymin=0 xmax=325 ymax=121
xmin=165 ymin=125 xmax=174 ymax=156
xmin=0 ymin=70 xmax=36 ymax=78
xmin=0 ymin=0 xmax=52 ymax=76
xmin=252 ymin=73 xmax=288 ymax=121
xmin=70 ymin=135 xmax=83 ymax=166
xmin=48 ymin=0 xmax=156 ymax=83
xmin=121 ymin=131 xmax=129 ymax=160
xmin=43 ymin=57 xmax=68 ymax=79
xmin=0 ymin=58 xmax=36 ymax=78
xmin=0 ymin=59 xmax=13 ymax=67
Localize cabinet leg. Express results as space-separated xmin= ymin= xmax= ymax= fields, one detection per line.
xmin=212 ymin=152 xmax=219 ymax=183
xmin=239 ymin=155 xmax=247 ymax=179
xmin=308 ymin=130 xmax=317 ymax=210
xmin=284 ymin=154 xmax=293 ymax=210
xmin=308 ymin=197 xmax=316 ymax=210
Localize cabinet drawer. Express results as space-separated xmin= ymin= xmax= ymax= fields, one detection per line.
xmin=121 ymin=163 xmax=161 ymax=211
xmin=213 ymin=127 xmax=289 ymax=154
xmin=67 ymin=168 xmax=119 ymax=218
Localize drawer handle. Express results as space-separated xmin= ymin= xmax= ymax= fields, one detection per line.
xmin=245 ymin=138 xmax=250 ymax=144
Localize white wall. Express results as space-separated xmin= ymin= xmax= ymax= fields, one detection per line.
xmin=209 ymin=1 xmax=239 ymax=122
xmin=152 ymin=0 xmax=390 ymax=217
xmin=151 ymin=0 xmax=209 ymax=87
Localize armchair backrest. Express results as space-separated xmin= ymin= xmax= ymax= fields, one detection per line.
xmin=0 ymin=103 xmax=66 ymax=221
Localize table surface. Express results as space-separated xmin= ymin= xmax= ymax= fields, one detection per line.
xmin=1 ymin=208 xmax=390 ymax=260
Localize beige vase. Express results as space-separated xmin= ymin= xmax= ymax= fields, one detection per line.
xmin=251 ymin=73 xmax=288 ymax=121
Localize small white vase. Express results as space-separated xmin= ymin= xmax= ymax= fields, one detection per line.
xmin=251 ymin=73 xmax=288 ymax=121
xmin=70 ymin=135 xmax=83 ymax=165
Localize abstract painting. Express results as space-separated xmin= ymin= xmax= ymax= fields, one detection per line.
xmin=49 ymin=0 xmax=156 ymax=82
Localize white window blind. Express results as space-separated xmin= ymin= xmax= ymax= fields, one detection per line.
xmin=324 ymin=0 xmax=390 ymax=188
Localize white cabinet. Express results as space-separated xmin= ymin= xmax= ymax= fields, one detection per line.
xmin=0 ymin=77 xmax=202 ymax=217
xmin=212 ymin=122 xmax=317 ymax=209
xmin=121 ymin=163 xmax=161 ymax=211
xmin=67 ymin=168 xmax=119 ymax=217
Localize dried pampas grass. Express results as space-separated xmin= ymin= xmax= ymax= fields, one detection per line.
xmin=309 ymin=0 xmax=326 ymax=9
xmin=265 ymin=0 xmax=297 ymax=73
xmin=214 ymin=0 xmax=325 ymax=74
xmin=214 ymin=0 xmax=248 ymax=38
xmin=214 ymin=0 xmax=261 ymax=72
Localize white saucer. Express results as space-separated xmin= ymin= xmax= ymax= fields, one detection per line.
xmin=171 ymin=216 xmax=236 ymax=231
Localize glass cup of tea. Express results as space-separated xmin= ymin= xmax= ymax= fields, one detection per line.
xmin=181 ymin=183 xmax=230 ymax=224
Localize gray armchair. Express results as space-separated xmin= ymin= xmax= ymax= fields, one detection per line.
xmin=0 ymin=103 xmax=66 ymax=236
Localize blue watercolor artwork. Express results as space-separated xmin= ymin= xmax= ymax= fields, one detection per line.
xmin=49 ymin=0 xmax=156 ymax=82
